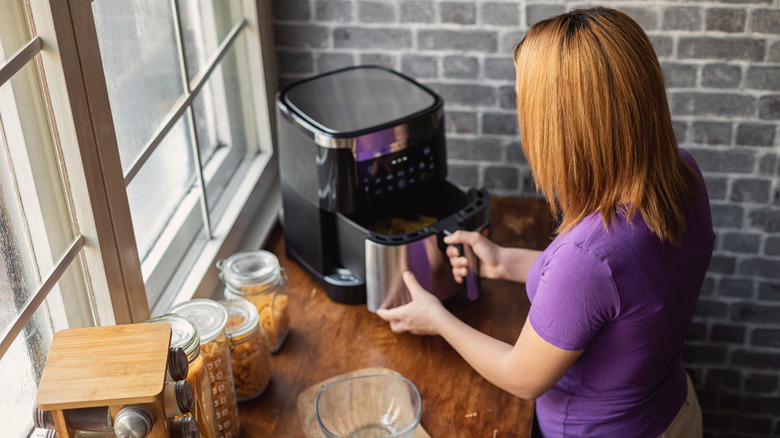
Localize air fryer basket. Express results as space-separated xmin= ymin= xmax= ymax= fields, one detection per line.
xmin=332 ymin=182 xmax=490 ymax=311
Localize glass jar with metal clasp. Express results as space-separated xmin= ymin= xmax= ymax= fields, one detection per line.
xmin=220 ymin=299 xmax=272 ymax=401
xmin=147 ymin=313 xmax=219 ymax=438
xmin=169 ymin=299 xmax=241 ymax=438
xmin=218 ymin=250 xmax=290 ymax=353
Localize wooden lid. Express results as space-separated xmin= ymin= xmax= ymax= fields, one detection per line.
xmin=36 ymin=322 xmax=171 ymax=409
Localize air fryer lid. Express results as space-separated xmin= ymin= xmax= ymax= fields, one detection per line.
xmin=281 ymin=66 xmax=439 ymax=135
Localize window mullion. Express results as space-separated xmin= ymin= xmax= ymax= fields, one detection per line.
xmin=241 ymin=0 xmax=276 ymax=154
xmin=44 ymin=0 xmax=150 ymax=324
xmin=0 ymin=36 xmax=42 ymax=87
xmin=0 ymin=234 xmax=85 ymax=358
xmin=122 ymin=19 xmax=247 ymax=188
xmin=170 ymin=0 xmax=211 ymax=239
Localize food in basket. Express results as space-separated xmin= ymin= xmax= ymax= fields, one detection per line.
xmin=368 ymin=214 xmax=438 ymax=235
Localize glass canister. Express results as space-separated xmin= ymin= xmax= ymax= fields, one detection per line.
xmin=220 ymin=299 xmax=272 ymax=401
xmin=218 ymin=250 xmax=290 ymax=353
xmin=147 ymin=314 xmax=219 ymax=438
xmin=169 ymin=299 xmax=241 ymax=438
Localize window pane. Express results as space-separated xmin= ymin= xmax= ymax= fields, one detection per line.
xmin=194 ymin=38 xmax=256 ymax=216
xmin=1 ymin=58 xmax=91 ymax=330
xmin=127 ymin=115 xmax=196 ymax=259
xmin=0 ymin=254 xmax=86 ymax=438
xmin=0 ymin=306 xmax=51 ymax=438
xmin=0 ymin=67 xmax=54 ymax=438
xmin=0 ymin=0 xmax=31 ymax=64
xmin=91 ymin=0 xmax=271 ymax=309
xmin=0 ymin=85 xmax=45 ymax=336
xmin=92 ymin=0 xmax=185 ymax=173
xmin=178 ymin=0 xmax=243 ymax=83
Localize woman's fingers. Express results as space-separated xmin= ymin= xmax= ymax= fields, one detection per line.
xmin=388 ymin=319 xmax=407 ymax=333
xmin=445 ymin=240 xmax=470 ymax=284
xmin=443 ymin=230 xmax=481 ymax=246
xmin=401 ymin=271 xmax=427 ymax=299
xmin=376 ymin=305 xmax=401 ymax=321
xmin=445 ymin=247 xmax=469 ymax=283
xmin=376 ymin=271 xmax=442 ymax=336
xmin=442 ymin=230 xmax=466 ymax=244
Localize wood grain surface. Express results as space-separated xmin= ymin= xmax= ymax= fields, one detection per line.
xmin=237 ymin=197 xmax=555 ymax=437
xmin=37 ymin=322 xmax=172 ymax=409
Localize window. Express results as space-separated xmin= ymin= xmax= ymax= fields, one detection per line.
xmin=0 ymin=2 xmax=104 ymax=436
xmin=85 ymin=0 xmax=279 ymax=311
xmin=0 ymin=0 xmax=279 ymax=436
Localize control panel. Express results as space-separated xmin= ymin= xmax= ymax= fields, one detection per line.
xmin=356 ymin=143 xmax=442 ymax=202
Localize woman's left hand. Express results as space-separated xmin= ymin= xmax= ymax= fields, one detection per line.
xmin=376 ymin=271 xmax=448 ymax=336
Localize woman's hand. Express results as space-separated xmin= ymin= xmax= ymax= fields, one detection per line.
xmin=444 ymin=230 xmax=504 ymax=282
xmin=376 ymin=271 xmax=448 ymax=335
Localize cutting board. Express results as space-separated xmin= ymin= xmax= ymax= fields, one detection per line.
xmin=297 ymin=367 xmax=431 ymax=437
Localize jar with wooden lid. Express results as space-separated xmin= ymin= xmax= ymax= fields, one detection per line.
xmin=169 ymin=299 xmax=241 ymax=438
xmin=220 ymin=299 xmax=272 ymax=401
xmin=218 ymin=250 xmax=290 ymax=353
xmin=147 ymin=313 xmax=219 ymax=438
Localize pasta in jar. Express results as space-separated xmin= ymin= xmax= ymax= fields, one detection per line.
xmin=146 ymin=314 xmax=219 ymax=438
xmin=218 ymin=250 xmax=291 ymax=353
xmin=170 ymin=299 xmax=241 ymax=438
xmin=186 ymin=351 xmax=219 ymax=438
xmin=200 ymin=332 xmax=240 ymax=438
xmin=222 ymin=300 xmax=272 ymax=401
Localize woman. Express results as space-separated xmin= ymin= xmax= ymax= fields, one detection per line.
xmin=377 ymin=7 xmax=714 ymax=437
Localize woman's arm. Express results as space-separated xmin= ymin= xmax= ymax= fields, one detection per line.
xmin=377 ymin=271 xmax=582 ymax=400
xmin=444 ymin=231 xmax=543 ymax=284
xmin=495 ymin=247 xmax=544 ymax=284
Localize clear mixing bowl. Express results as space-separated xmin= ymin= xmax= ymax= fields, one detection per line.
xmin=315 ymin=374 xmax=422 ymax=438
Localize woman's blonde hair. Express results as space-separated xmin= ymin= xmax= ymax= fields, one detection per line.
xmin=514 ymin=7 xmax=699 ymax=245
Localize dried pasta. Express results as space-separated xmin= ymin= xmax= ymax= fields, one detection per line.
xmin=241 ymin=292 xmax=290 ymax=351
xmin=201 ymin=333 xmax=240 ymax=438
xmin=226 ymin=314 xmax=272 ymax=400
xmin=186 ymin=354 xmax=218 ymax=438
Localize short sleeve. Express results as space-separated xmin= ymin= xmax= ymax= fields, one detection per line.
xmin=528 ymin=243 xmax=620 ymax=351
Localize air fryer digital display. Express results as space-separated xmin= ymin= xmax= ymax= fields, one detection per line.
xmin=356 ymin=142 xmax=443 ymax=202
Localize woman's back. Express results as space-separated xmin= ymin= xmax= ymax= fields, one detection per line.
xmin=526 ymin=149 xmax=714 ymax=437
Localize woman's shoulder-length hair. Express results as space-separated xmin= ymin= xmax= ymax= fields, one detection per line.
xmin=514 ymin=6 xmax=700 ymax=245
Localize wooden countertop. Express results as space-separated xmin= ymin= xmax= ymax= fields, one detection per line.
xmin=237 ymin=197 xmax=555 ymax=437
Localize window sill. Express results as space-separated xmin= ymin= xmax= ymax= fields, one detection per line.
xmin=151 ymin=153 xmax=281 ymax=316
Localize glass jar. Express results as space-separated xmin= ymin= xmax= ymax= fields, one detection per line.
xmin=169 ymin=299 xmax=241 ymax=438
xmin=220 ymin=299 xmax=272 ymax=401
xmin=218 ymin=250 xmax=290 ymax=353
xmin=147 ymin=314 xmax=219 ymax=438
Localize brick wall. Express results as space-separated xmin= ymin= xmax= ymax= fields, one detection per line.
xmin=270 ymin=1 xmax=780 ymax=436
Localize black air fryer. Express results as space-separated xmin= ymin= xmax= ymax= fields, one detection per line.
xmin=277 ymin=66 xmax=490 ymax=311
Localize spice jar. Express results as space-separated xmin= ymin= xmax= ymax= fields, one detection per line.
xmin=147 ymin=314 xmax=219 ymax=438
xmin=220 ymin=299 xmax=272 ymax=401
xmin=218 ymin=250 xmax=290 ymax=352
xmin=170 ymin=299 xmax=240 ymax=438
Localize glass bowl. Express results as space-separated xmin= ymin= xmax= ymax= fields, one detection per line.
xmin=315 ymin=374 xmax=422 ymax=438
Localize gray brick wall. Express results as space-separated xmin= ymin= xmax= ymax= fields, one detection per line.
xmin=270 ymin=1 xmax=780 ymax=436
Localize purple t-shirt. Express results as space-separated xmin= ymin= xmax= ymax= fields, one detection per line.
xmin=526 ymin=149 xmax=714 ymax=437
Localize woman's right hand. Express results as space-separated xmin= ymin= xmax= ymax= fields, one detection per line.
xmin=443 ymin=230 xmax=504 ymax=283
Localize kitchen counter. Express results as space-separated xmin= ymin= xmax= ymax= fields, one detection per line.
xmin=237 ymin=197 xmax=556 ymax=437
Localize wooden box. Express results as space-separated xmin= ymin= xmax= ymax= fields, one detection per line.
xmin=36 ymin=322 xmax=172 ymax=438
